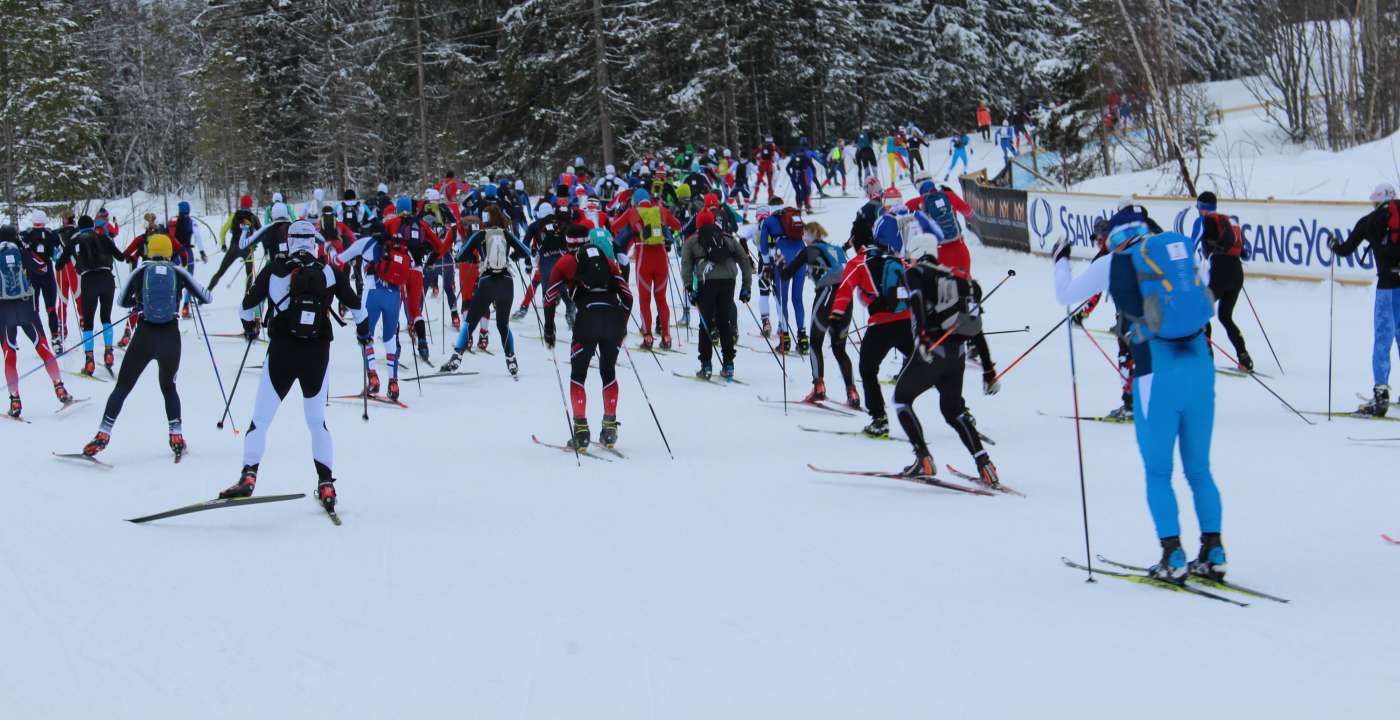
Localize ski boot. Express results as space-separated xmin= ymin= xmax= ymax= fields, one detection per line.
xmin=83 ymin=431 xmax=110 ymax=457
xmin=478 ymin=328 xmax=489 ymax=352
xmin=1188 ymin=532 xmax=1228 ymax=581
xmin=600 ymin=415 xmax=619 ymax=448
xmin=796 ymin=330 xmax=809 ymax=354
xmin=511 ymin=306 xmax=529 ymax=321
xmin=542 ymin=329 xmax=556 ymax=348
xmin=1238 ymin=350 xmax=1254 ymax=373
xmin=440 ymin=353 xmax=462 ymax=372
xmin=803 ymin=380 xmax=827 ymax=404
xmin=506 ymin=354 xmax=518 ymax=377
xmin=863 ymin=415 xmax=889 ymax=438
xmin=779 ymin=330 xmax=791 ymax=354
xmin=567 ymin=418 xmax=591 ymax=451
xmin=117 ymin=328 xmax=131 ymax=349
xmin=976 ymin=456 xmax=1001 ymax=488
xmin=103 ymin=347 xmax=115 ymax=372
xmin=720 ymin=362 xmax=734 ymax=381
xmin=7 ymin=394 xmax=20 ymax=418
xmin=387 ymin=378 xmax=400 ymax=402
xmin=417 ymin=335 xmax=430 ymax=363
xmin=169 ymin=433 xmax=186 ymax=460
xmin=452 ymin=311 xmax=462 ymax=330
xmin=679 ymin=306 xmax=691 ymax=328
xmin=317 ymin=479 xmax=337 ymax=512
xmin=1147 ymin=536 xmax=1188 ymax=583
xmin=640 ymin=334 xmax=654 ymax=351
xmin=901 ymin=449 xmax=935 ymax=477
xmin=846 ymin=385 xmax=861 ymax=410
xmin=1358 ymin=384 xmax=1390 ymax=417
xmin=1105 ymin=404 xmax=1133 ymax=422
xmin=54 ymin=381 xmax=72 ymax=405
xmin=696 ymin=362 xmax=713 ymax=380
xmin=760 ymin=315 xmax=772 ymax=338
xmin=52 ymin=337 xmax=62 ymax=355
xmin=219 ymin=465 xmax=258 ymax=499
xmin=659 ymin=336 xmax=672 ymax=351
xmin=366 ymin=369 xmax=381 ymax=396
xmin=82 ymin=351 xmax=96 ymax=376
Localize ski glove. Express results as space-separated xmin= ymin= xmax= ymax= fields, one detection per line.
xmin=355 ymin=319 xmax=371 ymax=346
xmin=739 ymin=287 xmax=751 ymax=303
xmin=241 ymin=319 xmax=260 ymax=341
xmin=688 ymin=288 xmax=699 ymax=305
xmin=828 ymin=308 xmax=848 ymax=325
xmin=1052 ymin=237 xmax=1072 ymax=263
xmin=982 ymin=367 xmax=1001 ymax=396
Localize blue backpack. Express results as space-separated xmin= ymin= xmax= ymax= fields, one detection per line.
xmin=810 ymin=242 xmax=847 ymax=285
xmin=141 ymin=261 xmax=179 ymax=324
xmin=1131 ymin=231 xmax=1213 ymax=340
xmin=0 ymin=243 xmax=32 ymax=301
xmin=870 ymin=252 xmax=909 ymax=314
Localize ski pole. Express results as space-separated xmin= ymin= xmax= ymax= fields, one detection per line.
xmin=1208 ymin=336 xmax=1313 ymax=425
xmin=744 ymin=301 xmax=787 ymax=412
xmin=217 ymin=335 xmax=255 ymax=430
xmin=1328 ymin=234 xmax=1335 ymax=420
xmin=547 ymin=329 xmax=581 ymax=467
xmin=991 ymin=299 xmax=1091 ymax=385
xmin=984 ymin=326 xmax=1031 ymax=336
xmin=1078 ymin=323 xmax=1127 ymax=381
xmin=1065 ymin=305 xmax=1095 ymax=582
xmin=1240 ymin=285 xmax=1283 ymax=375
xmin=978 ymin=268 xmax=1016 ymax=305
xmin=620 ymin=343 xmax=675 ymax=459
xmin=401 ymin=305 xmax=423 ymax=397
xmin=359 ymin=340 xmax=369 ymax=421
xmin=16 ymin=310 xmax=136 ymax=383
xmin=190 ymin=301 xmax=238 ymax=434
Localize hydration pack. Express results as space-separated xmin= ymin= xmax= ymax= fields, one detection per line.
xmin=1204 ymin=211 xmax=1245 ymax=258
xmin=576 ymin=245 xmax=613 ymax=293
xmin=868 ymin=252 xmax=908 ymax=314
xmin=0 ymin=243 xmax=32 ymax=300
xmin=278 ymin=261 xmax=330 ymax=341
xmin=778 ymin=207 xmax=805 ymax=241
xmin=922 ymin=265 xmax=981 ymax=339
xmin=1131 ymin=231 xmax=1214 ymax=341
xmin=698 ymin=224 xmax=732 ymax=264
xmin=140 ymin=261 xmax=179 ymax=324
xmin=482 ymin=228 xmax=510 ymax=272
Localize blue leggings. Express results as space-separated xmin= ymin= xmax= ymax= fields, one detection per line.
xmin=947 ymin=149 xmax=969 ymax=177
xmin=1132 ymin=336 xmax=1221 ymax=540
xmin=1372 ymin=288 xmax=1400 ymax=386
xmin=773 ymin=264 xmax=806 ymax=334
xmin=364 ymin=286 xmax=401 ymax=377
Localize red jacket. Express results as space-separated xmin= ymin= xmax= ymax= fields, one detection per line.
xmin=906 ymin=188 xmax=972 ymax=218
xmin=123 ymin=230 xmax=185 ymax=264
xmin=832 ymin=253 xmax=912 ymax=326
xmin=544 ymin=250 xmax=634 ymax=313
xmin=382 ymin=216 xmax=447 ymax=263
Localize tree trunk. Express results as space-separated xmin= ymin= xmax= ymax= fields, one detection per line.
xmin=592 ymin=0 xmax=614 ymax=168
xmin=412 ymin=0 xmax=429 ymax=185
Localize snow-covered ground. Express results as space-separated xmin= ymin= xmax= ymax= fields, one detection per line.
xmin=1 ymin=185 xmax=1397 ymax=717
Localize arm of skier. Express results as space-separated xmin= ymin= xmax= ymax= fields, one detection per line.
xmin=240 ymin=265 xmax=273 ymax=322
xmin=1053 ymin=250 xmax=1112 ymax=307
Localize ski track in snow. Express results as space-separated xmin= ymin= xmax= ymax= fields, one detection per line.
xmin=2 ymin=185 xmax=1398 ymax=717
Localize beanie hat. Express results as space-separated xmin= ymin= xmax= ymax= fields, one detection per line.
xmin=146 ymin=233 xmax=173 ymax=260
xmin=28 ymin=210 xmax=46 ymax=227
xmin=0 ymin=226 xmax=17 ymax=244
xmin=1196 ymin=191 xmax=1218 ymax=212
xmin=632 ymin=188 xmax=651 ymax=204
xmin=239 ymin=194 xmax=253 ymax=210
xmin=514 ymin=179 xmax=525 ymax=191
xmin=565 ymin=224 xmax=590 ymax=245
xmin=377 ymin=183 xmax=389 ymax=194
xmin=343 ymin=189 xmax=356 ymax=201
xmin=394 ymin=196 xmax=413 ymax=215
xmin=269 ymin=203 xmax=291 ymax=222
xmin=78 ymin=215 xmax=94 ymax=229
xmin=96 ymin=207 xmax=109 ymax=219
xmin=484 ymin=185 xmax=498 ymax=199
xmin=287 ymin=220 xmax=319 ymax=256
xmin=272 ymin=192 xmax=284 ymax=203
xmin=695 ymin=209 xmax=716 ymax=229
xmin=704 ymin=193 xmax=720 ymax=209
xmin=178 ymin=200 xmax=191 ymax=216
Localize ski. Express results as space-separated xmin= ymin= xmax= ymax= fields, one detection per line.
xmin=127 ymin=493 xmax=307 ymax=524
xmin=1381 ymin=534 xmax=1400 ymax=545
xmin=4 ymin=413 xmax=31 ymax=424
xmin=806 ymin=464 xmax=994 ymax=496
xmin=67 ymin=371 xmax=107 ymax=383
xmin=597 ymin=445 xmax=627 ymax=459
xmin=672 ymin=370 xmax=745 ymax=385
xmin=798 ymin=425 xmax=901 ymax=441
xmin=1060 ymin=557 xmax=1248 ymax=607
xmin=1347 ymin=436 xmax=1400 ymax=442
xmin=329 ymin=393 xmax=409 ymax=409
xmin=52 ymin=451 xmax=112 ymax=469
xmin=638 ymin=345 xmax=684 ymax=355
xmin=1094 ymin=555 xmax=1288 ymax=603
xmin=317 ymin=499 xmax=342 ymax=526
xmin=1302 ymin=411 xmax=1400 ymax=422
xmin=210 ymin=332 xmax=266 ymax=343
xmin=1038 ymin=409 xmax=1131 ymax=425
xmin=757 ymin=396 xmax=855 ymax=416
xmin=945 ymin=464 xmax=1026 ymax=498
xmin=397 ymin=371 xmax=480 ymax=382
xmin=531 ymin=434 xmax=612 ymax=462
xmin=55 ymin=398 xmax=90 ymax=415
xmin=1216 ymin=366 xmax=1272 ymax=379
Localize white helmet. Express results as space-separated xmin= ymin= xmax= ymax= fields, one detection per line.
xmin=905 ymin=232 xmax=939 ymax=262
xmin=574 ymin=156 xmax=585 ymax=167
xmin=377 ymin=183 xmax=389 ymax=194
xmin=605 ymin=164 xmax=616 ymax=176
xmin=1370 ymin=183 xmax=1397 ymax=204
xmin=287 ymin=220 xmax=319 ymax=255
xmin=270 ymin=203 xmax=291 ymax=222
xmin=565 ymin=166 xmax=576 ymax=175
xmin=272 ymin=192 xmax=284 ymax=203
xmin=723 ymin=148 xmax=732 ymax=158
xmin=514 ymin=179 xmax=525 ymax=191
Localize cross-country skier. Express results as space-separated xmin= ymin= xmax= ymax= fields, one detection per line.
xmin=1192 ymin=191 xmax=1252 ymax=372
xmin=854 ymin=130 xmax=878 ymax=185
xmin=610 ymin=188 xmax=680 ymax=350
xmin=680 ymin=214 xmax=753 ymax=380
xmin=439 ymin=206 xmax=531 ymax=376
xmin=18 ymin=211 xmax=63 ymax=350
xmin=81 ymin=234 xmax=211 ymax=460
xmin=780 ymin=222 xmax=858 ymax=408
xmin=1333 ymin=183 xmax=1400 ymax=416
xmin=1053 ymin=204 xmax=1227 ymax=582
xmin=911 ymin=181 xmax=974 ymax=273
xmin=1072 ymin=218 xmax=1135 ymax=421
xmin=945 ymin=132 xmax=972 ymax=181
xmin=218 ymin=221 xmax=368 ymax=513
xmin=544 ymin=225 xmax=633 ymax=450
xmin=751 ymin=136 xmax=784 ymax=201
xmin=1 ymin=225 xmax=73 ymax=418
xmin=893 ymin=233 xmax=999 ymax=482
xmin=73 ymin=215 xmax=126 ymax=376
xmin=759 ymin=199 xmax=808 ymax=353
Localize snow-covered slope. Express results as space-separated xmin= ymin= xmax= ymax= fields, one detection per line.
xmin=1 ymin=193 xmax=1396 ymax=718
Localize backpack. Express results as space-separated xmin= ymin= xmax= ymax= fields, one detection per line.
xmin=1131 ymin=231 xmax=1214 ymax=341
xmin=810 ymin=242 xmax=847 ymax=284
xmin=482 ymin=228 xmax=510 ymax=272
xmin=953 ymin=135 xmax=968 ymax=149
xmin=278 ymin=261 xmax=330 ymax=341
xmin=140 ymin=261 xmax=179 ymax=324
xmin=868 ymin=253 xmax=908 ymax=314
xmin=0 ymin=243 xmax=32 ymax=300
xmin=778 ymin=207 xmax=805 ymax=241
xmin=375 ymin=222 xmax=415 ymax=286
xmin=698 ymin=225 xmax=732 ymax=264
xmin=922 ymin=266 xmax=982 ymax=339
xmin=576 ymin=245 xmax=614 ymax=293
xmin=340 ymin=202 xmax=363 ymax=234
xmin=1382 ymin=201 xmax=1400 ymax=259
xmin=1205 ymin=211 xmax=1245 ymax=258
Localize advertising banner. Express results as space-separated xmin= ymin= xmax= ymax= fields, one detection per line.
xmin=959 ymin=176 xmax=1030 ymax=253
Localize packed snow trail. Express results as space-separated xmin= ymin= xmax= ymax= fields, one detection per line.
xmin=1 ymin=191 xmax=1397 ymax=718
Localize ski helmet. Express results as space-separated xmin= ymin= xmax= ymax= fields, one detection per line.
xmin=1370 ymin=183 xmax=1397 ymax=204
xmin=905 ymin=232 xmax=938 ymax=262
xmin=287 ymin=220 xmax=319 ymax=256
xmin=28 ymin=209 xmax=46 ymax=227
xmin=394 ymin=196 xmax=413 ymax=215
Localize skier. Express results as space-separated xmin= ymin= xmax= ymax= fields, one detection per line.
xmin=439 ymin=206 xmax=531 ymax=376
xmin=912 ymin=181 xmax=974 ymax=273
xmin=1332 ymin=183 xmax=1400 ymax=416
xmin=1 ymin=225 xmax=72 ymax=418
xmin=420 ymin=189 xmax=461 ymax=330
xmin=680 ymin=217 xmax=753 ymax=380
xmin=854 ymin=129 xmax=878 ymax=185
xmin=945 ymin=132 xmax=973 ymax=181
xmin=610 ymin=188 xmax=680 ymax=350
xmin=81 ymin=234 xmax=211 ymax=460
xmin=906 ymin=123 xmax=928 ymax=174
xmin=1192 ymin=191 xmax=1252 ymax=371
xmin=759 ymin=199 xmax=809 ymax=353
xmin=18 ymin=211 xmax=64 ymax=350
xmin=995 ymin=123 xmax=1018 ymax=165
xmin=785 ymin=151 xmax=816 ymax=213
xmin=976 ymin=101 xmax=992 ymax=142
xmin=780 ymin=222 xmax=858 ymax=408
xmin=751 ymin=136 xmax=784 ymax=201
xmin=597 ymin=165 xmax=626 ymax=204
xmin=73 ymin=215 xmax=126 ymax=376
xmin=884 ymin=133 xmax=909 ymax=187
xmin=1053 ymin=204 xmax=1227 ymax=582
xmin=824 ymin=141 xmax=847 ymax=194
xmin=1072 ymin=218 xmax=1136 ymax=421
xmin=209 ymin=201 xmax=293 ymax=293
xmin=544 ymin=225 xmax=634 ymax=450
xmin=54 ymin=212 xmax=81 ymax=347
xmin=218 ymin=221 xmax=368 ymax=513
xmin=169 ymin=201 xmax=209 ymax=319
xmin=512 ymin=203 xmax=573 ymax=334
xmin=393 ymin=195 xmax=446 ymax=362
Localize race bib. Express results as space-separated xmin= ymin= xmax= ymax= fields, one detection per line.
xmin=300 ymin=311 xmax=315 ymax=325
xmin=155 ymin=266 xmax=168 ymax=275
xmin=1167 ymin=242 xmax=1188 ymax=261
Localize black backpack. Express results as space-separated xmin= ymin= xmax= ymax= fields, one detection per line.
xmin=576 ymin=245 xmax=614 ymax=293
xmin=278 ymin=260 xmax=330 ymax=341
xmin=698 ymin=224 xmax=732 ymax=263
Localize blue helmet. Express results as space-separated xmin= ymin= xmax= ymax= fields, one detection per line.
xmin=177 ymin=200 xmax=191 ymax=216
xmin=484 ymin=184 xmax=498 ymax=199
xmin=394 ymin=196 xmax=413 ymax=215
xmin=632 ymin=188 xmax=651 ymax=204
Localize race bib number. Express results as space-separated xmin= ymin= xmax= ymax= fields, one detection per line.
xmin=155 ymin=266 xmax=168 ymax=275
xmin=300 ymin=311 xmax=315 ymax=325
xmin=1167 ymin=242 xmax=1188 ymax=261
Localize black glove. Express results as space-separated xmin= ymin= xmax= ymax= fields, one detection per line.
xmin=241 ymin=318 xmax=260 ymax=341
xmin=199 ymin=250 xmax=208 ymax=263
xmin=1326 ymin=233 xmax=1341 ymax=252
xmin=1052 ymin=237 xmax=1072 ymax=262
xmin=739 ymin=287 xmax=751 ymax=303
xmin=356 ymin=319 xmax=371 ymax=345
xmin=983 ymin=367 xmax=1001 ymax=396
